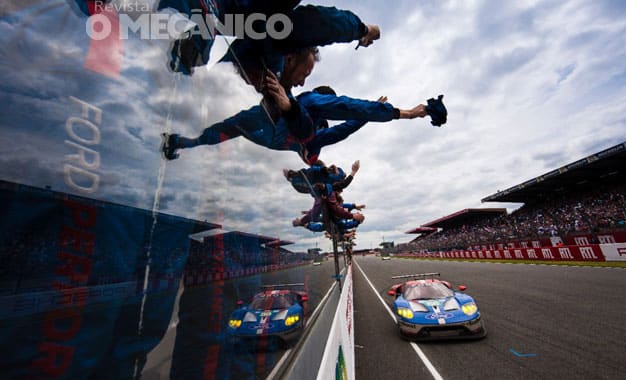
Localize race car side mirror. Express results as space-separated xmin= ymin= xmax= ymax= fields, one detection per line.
xmin=387 ymin=290 xmax=396 ymax=296
xmin=237 ymin=300 xmax=245 ymax=306
xmin=457 ymin=285 xmax=467 ymax=291
xmin=301 ymin=295 xmax=309 ymax=302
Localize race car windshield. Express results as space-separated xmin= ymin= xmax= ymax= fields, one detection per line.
xmin=250 ymin=294 xmax=296 ymax=310
xmin=403 ymin=282 xmax=454 ymax=300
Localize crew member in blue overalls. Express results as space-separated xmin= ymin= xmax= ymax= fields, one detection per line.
xmin=283 ymin=159 xmax=358 ymax=195
xmin=292 ymin=181 xmax=365 ymax=233
xmin=291 ymin=160 xmax=362 ymax=231
xmin=156 ymin=0 xmax=381 ymax=76
xmin=160 ymin=51 xmax=443 ymax=164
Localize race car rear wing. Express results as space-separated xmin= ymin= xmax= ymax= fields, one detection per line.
xmin=391 ymin=272 xmax=440 ymax=280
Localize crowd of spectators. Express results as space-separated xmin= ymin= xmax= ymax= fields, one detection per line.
xmin=411 ymin=184 xmax=626 ymax=251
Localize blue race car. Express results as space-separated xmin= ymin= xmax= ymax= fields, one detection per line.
xmin=388 ymin=273 xmax=486 ymax=340
xmin=228 ymin=284 xmax=308 ymax=344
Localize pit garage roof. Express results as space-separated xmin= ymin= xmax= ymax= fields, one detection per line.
xmin=420 ymin=208 xmax=508 ymax=230
xmin=203 ymin=231 xmax=293 ymax=246
xmin=0 ymin=179 xmax=222 ymax=234
xmin=264 ymin=238 xmax=295 ymax=247
xmin=481 ymin=142 xmax=626 ymax=203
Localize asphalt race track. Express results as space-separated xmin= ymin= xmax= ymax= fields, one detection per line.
xmin=134 ymin=255 xmax=626 ymax=379
xmin=352 ymin=256 xmax=626 ymax=380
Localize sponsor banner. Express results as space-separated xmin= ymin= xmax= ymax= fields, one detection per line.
xmin=439 ymin=245 xmax=605 ymax=261
xmin=317 ymin=265 xmax=354 ymax=380
xmin=472 ymin=232 xmax=626 ymax=250
xmin=400 ymin=245 xmax=607 ymax=262
xmin=599 ymin=243 xmax=626 ymax=262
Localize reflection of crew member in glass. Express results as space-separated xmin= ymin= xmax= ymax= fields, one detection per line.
xmin=284 ymin=159 xmax=358 ymax=195
xmin=291 ymin=160 xmax=360 ymax=228
xmin=156 ymin=0 xmax=381 ymax=76
xmin=161 ymin=52 xmax=437 ymax=165
xmin=292 ymin=181 xmax=365 ymax=233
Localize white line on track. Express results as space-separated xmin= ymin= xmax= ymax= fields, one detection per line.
xmin=354 ymin=260 xmax=444 ymax=380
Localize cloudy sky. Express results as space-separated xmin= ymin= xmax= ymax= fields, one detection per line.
xmin=1 ymin=0 xmax=625 ymax=252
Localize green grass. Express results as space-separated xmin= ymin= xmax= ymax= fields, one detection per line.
xmin=395 ymin=256 xmax=626 ymax=268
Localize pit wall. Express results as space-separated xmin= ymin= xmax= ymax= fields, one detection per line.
xmin=317 ymin=265 xmax=354 ymax=380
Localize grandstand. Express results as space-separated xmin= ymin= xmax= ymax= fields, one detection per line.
xmin=482 ymin=142 xmax=626 ymax=203
xmin=184 ymin=231 xmax=302 ymax=286
xmin=403 ymin=142 xmax=626 ymax=252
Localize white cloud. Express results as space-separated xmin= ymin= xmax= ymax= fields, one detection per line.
xmin=1 ymin=0 xmax=625 ymax=252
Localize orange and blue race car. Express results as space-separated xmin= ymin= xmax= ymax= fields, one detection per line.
xmin=227 ymin=284 xmax=308 ymax=344
xmin=388 ymin=273 xmax=486 ymax=340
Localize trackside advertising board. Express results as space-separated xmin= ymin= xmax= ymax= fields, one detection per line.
xmin=599 ymin=243 xmax=626 ymax=261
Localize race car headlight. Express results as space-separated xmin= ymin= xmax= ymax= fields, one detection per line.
xmin=461 ymin=303 xmax=478 ymax=315
xmin=284 ymin=315 xmax=300 ymax=326
xmin=228 ymin=319 xmax=242 ymax=328
xmin=272 ymin=310 xmax=288 ymax=321
xmin=243 ymin=312 xmax=257 ymax=322
xmin=397 ymin=308 xmax=414 ymax=319
xmin=443 ymin=298 xmax=460 ymax=311
xmin=409 ymin=301 xmax=428 ymax=312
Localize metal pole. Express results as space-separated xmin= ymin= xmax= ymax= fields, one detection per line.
xmin=331 ymin=223 xmax=341 ymax=290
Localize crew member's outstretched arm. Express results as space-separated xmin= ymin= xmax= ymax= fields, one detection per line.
xmin=298 ymin=93 xmax=427 ymax=122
